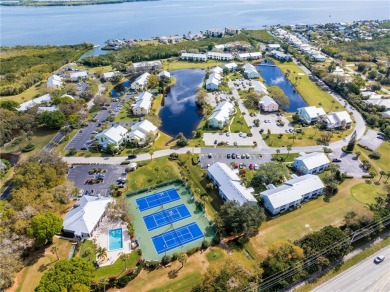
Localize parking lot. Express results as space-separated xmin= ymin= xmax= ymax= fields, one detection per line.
xmin=67 ymin=164 xmax=127 ymax=196
xmin=203 ymin=132 xmax=257 ymax=146
xmin=328 ymin=149 xmax=367 ymax=178
xmin=255 ymin=112 xmax=293 ymax=134
xmin=205 ymin=92 xmax=234 ymax=107
xmin=198 ymin=152 xmax=272 ymax=169
xmin=65 ymin=100 xmax=123 ymax=150
xmin=358 ymin=130 xmax=384 ymax=151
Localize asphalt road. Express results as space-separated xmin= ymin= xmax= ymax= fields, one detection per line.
xmin=314 ymin=245 xmax=390 ymax=292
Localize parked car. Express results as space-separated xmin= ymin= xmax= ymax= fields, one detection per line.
xmin=254 ymin=164 xmax=259 ymax=170
xmin=241 ymin=154 xmax=245 ymax=159
xmin=208 ymin=153 xmax=212 ymax=158
xmin=249 ymin=164 xmax=254 ymax=170
xmin=227 ymin=153 xmax=231 ymax=159
xmin=214 ymin=140 xmax=218 ymax=144
xmin=234 ymin=162 xmax=239 ymax=169
xmin=81 ymin=145 xmax=88 ymax=150
xmin=374 ymin=255 xmax=385 ymax=263
xmin=234 ymin=142 xmax=238 ymax=146
xmin=245 ymin=154 xmax=250 ymax=159
xmin=92 ymin=131 xmax=98 ymax=134
xmin=128 ymin=154 xmax=137 ymax=159
xmin=226 ymin=132 xmax=230 ymax=137
xmin=232 ymin=153 xmax=236 ymax=159
xmin=332 ymin=158 xmax=342 ymax=162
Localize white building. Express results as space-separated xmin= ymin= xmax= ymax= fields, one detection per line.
xmin=102 ymin=71 xmax=118 ymax=81
xmin=259 ymin=96 xmax=279 ymax=112
xmin=266 ymin=44 xmax=281 ymax=50
xmin=180 ymin=53 xmax=208 ymax=62
xmin=205 ymin=28 xmax=225 ymax=37
xmin=63 ymin=195 xmax=113 ymax=239
xmin=95 ymin=125 xmax=128 ymax=148
xmin=243 ymin=63 xmax=260 ymax=79
xmin=47 ymin=74 xmax=63 ymax=88
xmin=132 ymin=91 xmax=153 ymax=115
xmin=131 ymin=72 xmax=150 ymax=91
xmin=225 ymin=27 xmax=241 ymax=35
xmin=211 ymin=66 xmax=224 ymax=75
xmin=251 ymin=80 xmax=268 ymax=95
xmin=260 ymin=174 xmax=325 ymax=215
xmin=205 ymin=72 xmax=222 ymax=91
xmin=323 ymin=111 xmax=352 ymax=129
xmin=237 ymin=52 xmax=262 ymax=61
xmin=18 ymin=94 xmax=52 ymax=111
xmin=37 ymin=105 xmax=58 ymax=114
xmin=270 ymin=50 xmax=292 ymax=61
xmin=126 ymin=119 xmax=158 ymax=146
xmin=310 ymin=52 xmax=327 ymax=62
xmin=132 ymin=60 xmax=162 ymax=73
xmin=158 ymin=70 xmax=171 ymax=81
xmin=297 ymin=106 xmax=326 ymax=124
xmin=208 ymin=162 xmax=257 ymax=206
xmin=207 ymin=101 xmax=234 ymax=129
xmin=223 ymin=62 xmax=238 ymax=72
xmin=293 ymin=152 xmax=330 ymax=175
xmin=69 ymin=71 xmax=88 ymax=82
xmin=207 ymin=52 xmax=233 ymax=61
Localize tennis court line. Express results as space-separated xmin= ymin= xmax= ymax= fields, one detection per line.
xmin=143 ymin=204 xmax=191 ymax=231
xmin=136 ymin=188 xmax=180 ymax=212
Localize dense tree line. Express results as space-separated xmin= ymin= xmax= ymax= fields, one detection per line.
xmin=80 ymin=32 xmax=272 ymax=67
xmin=321 ymin=35 xmax=390 ymax=62
xmin=0 ymin=43 xmax=92 ymax=96
xmin=0 ymin=152 xmax=71 ymax=289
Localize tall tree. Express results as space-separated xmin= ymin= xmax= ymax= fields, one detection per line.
xmin=177 ymin=253 xmax=188 ymax=270
xmin=29 ymin=212 xmax=63 ymax=246
xmin=251 ymin=162 xmax=290 ymax=186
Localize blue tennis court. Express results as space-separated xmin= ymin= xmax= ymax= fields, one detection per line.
xmin=143 ymin=204 xmax=191 ymax=231
xmin=136 ymin=188 xmax=181 ymax=212
xmin=151 ymin=222 xmax=204 ymax=254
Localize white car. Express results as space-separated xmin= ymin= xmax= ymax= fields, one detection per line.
xmin=374 ymin=255 xmax=385 ymax=263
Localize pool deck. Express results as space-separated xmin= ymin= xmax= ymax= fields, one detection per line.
xmin=92 ymin=217 xmax=132 ymax=267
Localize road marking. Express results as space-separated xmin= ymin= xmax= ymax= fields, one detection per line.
xmin=355 ymin=277 xmax=361 ymax=280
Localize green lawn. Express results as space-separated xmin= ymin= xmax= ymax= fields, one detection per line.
xmin=206 ymin=249 xmax=225 ymax=263
xmin=350 ymin=183 xmax=382 ymax=205
xmin=374 ymin=142 xmax=390 ymax=171
xmin=230 ymin=107 xmax=250 ymax=133
xmin=93 ymin=252 xmax=140 ymax=280
xmin=78 ymin=240 xmax=96 ymax=263
xmin=148 ymin=271 xmax=202 ymax=292
xmin=273 ymin=60 xmax=345 ymax=112
xmin=272 ymin=152 xmax=300 ymax=162
xmin=1 ymin=83 xmax=47 ymax=104
xmin=262 ymin=126 xmax=352 ymax=147
xmin=125 ymin=157 xmax=182 ymax=192
xmin=162 ymin=59 xmax=224 ymax=71
xmin=251 ymin=179 xmax=373 ymax=259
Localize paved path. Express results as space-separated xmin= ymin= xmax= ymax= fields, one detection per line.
xmin=313 ymin=245 xmax=390 ymax=292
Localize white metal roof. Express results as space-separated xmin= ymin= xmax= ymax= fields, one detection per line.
xmin=70 ymin=71 xmax=88 ymax=78
xmin=243 ymin=63 xmax=258 ymax=75
xmin=294 ymin=152 xmax=330 ymax=171
xmin=260 ymin=174 xmax=324 ymax=209
xmin=18 ymin=94 xmax=52 ymax=111
xmin=132 ymin=72 xmax=150 ymax=87
xmin=208 ymin=101 xmax=234 ymax=122
xmin=131 ymin=119 xmax=157 ymax=134
xmin=63 ymin=195 xmax=113 ymax=237
xmin=299 ymin=106 xmax=326 ymax=119
xmin=208 ymin=162 xmax=257 ymax=206
xmin=96 ymin=125 xmax=128 ymax=144
xmin=259 ymin=95 xmax=278 ymax=107
xmin=251 ymin=81 xmax=268 ymax=94
xmin=133 ymin=91 xmax=153 ymax=110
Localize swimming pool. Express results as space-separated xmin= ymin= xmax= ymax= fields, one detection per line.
xmin=108 ymin=228 xmax=123 ymax=251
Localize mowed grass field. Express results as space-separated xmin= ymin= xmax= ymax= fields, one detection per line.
xmin=273 ymin=60 xmax=345 ymax=112
xmin=249 ymin=178 xmax=373 ymax=259
xmin=162 ymin=59 xmax=224 ymax=71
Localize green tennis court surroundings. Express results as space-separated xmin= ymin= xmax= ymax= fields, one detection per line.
xmin=126 ymin=180 xmax=216 ymax=261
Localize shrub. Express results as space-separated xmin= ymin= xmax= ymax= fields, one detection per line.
xmin=161 ymin=255 xmax=171 ymax=265
xmin=187 ymin=247 xmax=200 ymax=256
xmin=22 ymin=143 xmax=35 ymax=152
xmin=201 ymin=240 xmax=210 ymax=249
xmin=171 ymin=253 xmax=178 ymax=261
xmin=120 ymin=161 xmax=130 ymax=165
xmin=67 ymin=147 xmax=77 ymax=156
xmin=368 ymin=151 xmax=381 ymax=159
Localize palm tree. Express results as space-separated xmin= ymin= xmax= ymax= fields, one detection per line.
xmin=286 ymin=145 xmax=292 ymax=159
xmin=330 ymin=100 xmax=336 ymax=112
xmin=149 ymin=150 xmax=154 ymax=161
xmin=84 ymin=248 xmax=92 ymax=261
xmin=51 ymin=244 xmax=59 ymax=261
xmin=355 ymin=151 xmax=361 ymax=159
xmin=385 ymin=171 xmax=390 ymax=183
xmin=276 ymin=149 xmax=280 ymax=158
xmin=292 ymin=135 xmax=297 ymax=144
xmin=378 ymin=170 xmax=385 ymax=183
xmin=177 ymin=253 xmax=188 ymax=270
xmin=97 ymin=247 xmax=107 ymax=261
xmin=120 ymin=252 xmax=131 ymax=271
xmin=99 ymin=277 xmax=109 ymax=292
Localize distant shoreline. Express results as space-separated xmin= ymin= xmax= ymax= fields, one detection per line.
xmin=0 ymin=0 xmax=158 ymax=7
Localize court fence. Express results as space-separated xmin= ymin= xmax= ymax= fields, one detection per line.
xmin=126 ymin=179 xmax=215 ymax=227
